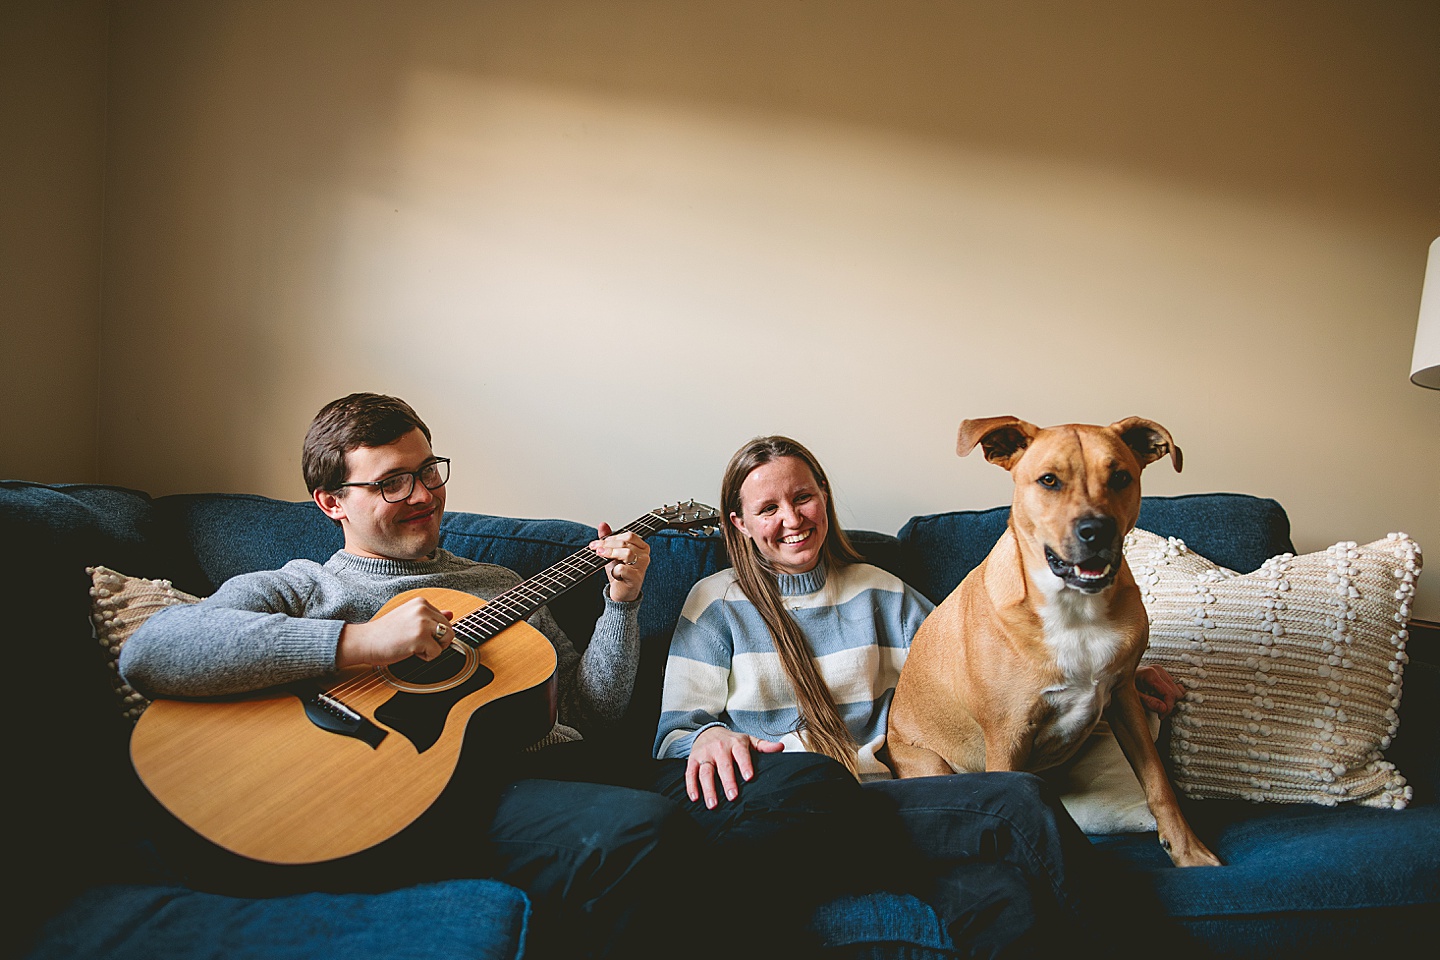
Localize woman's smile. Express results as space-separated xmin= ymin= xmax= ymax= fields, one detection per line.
xmin=730 ymin=456 xmax=829 ymax=575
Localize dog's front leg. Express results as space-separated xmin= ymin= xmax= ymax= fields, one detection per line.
xmin=1107 ymin=681 xmax=1222 ymax=867
xmin=981 ymin=719 xmax=1037 ymax=773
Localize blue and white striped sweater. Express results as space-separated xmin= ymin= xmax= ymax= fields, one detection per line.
xmin=655 ymin=561 xmax=934 ymax=781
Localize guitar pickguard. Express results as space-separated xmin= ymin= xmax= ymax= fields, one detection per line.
xmin=373 ymin=663 xmax=496 ymax=753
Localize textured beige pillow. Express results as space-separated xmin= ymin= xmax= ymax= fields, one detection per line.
xmin=88 ymin=565 xmax=201 ymax=722
xmin=1126 ymin=529 xmax=1421 ymax=808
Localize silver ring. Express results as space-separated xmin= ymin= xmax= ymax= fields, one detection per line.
xmin=434 ymin=622 xmax=448 ymax=640
xmin=625 ymin=558 xmax=639 ymax=566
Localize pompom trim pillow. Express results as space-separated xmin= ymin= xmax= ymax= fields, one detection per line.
xmin=88 ymin=565 xmax=201 ymax=721
xmin=1126 ymin=529 xmax=1421 ymax=809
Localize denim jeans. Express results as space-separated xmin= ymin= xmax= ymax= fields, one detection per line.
xmin=648 ymin=756 xmax=1093 ymax=958
xmin=862 ymin=772 xmax=1095 ymax=957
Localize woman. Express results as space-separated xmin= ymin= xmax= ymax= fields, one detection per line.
xmin=653 ymin=435 xmax=1098 ymax=956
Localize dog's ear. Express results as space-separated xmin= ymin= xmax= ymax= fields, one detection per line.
xmin=958 ymin=417 xmax=1038 ymax=471
xmin=1110 ymin=417 xmax=1183 ymax=472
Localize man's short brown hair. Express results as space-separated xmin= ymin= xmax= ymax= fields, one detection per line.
xmin=302 ymin=393 xmax=432 ymax=494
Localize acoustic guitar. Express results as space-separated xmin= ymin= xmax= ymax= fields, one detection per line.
xmin=130 ymin=500 xmax=719 ymax=865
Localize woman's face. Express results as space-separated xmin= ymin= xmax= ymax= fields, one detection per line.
xmin=730 ymin=455 xmax=829 ymax=575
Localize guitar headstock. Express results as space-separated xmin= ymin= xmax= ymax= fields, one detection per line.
xmin=651 ymin=500 xmax=722 ymax=537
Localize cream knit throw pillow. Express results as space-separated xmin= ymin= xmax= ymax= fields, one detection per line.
xmin=88 ymin=565 xmax=201 ymax=722
xmin=1126 ymin=529 xmax=1420 ymax=808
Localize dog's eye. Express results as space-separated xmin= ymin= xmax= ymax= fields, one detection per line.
xmin=1110 ymin=471 xmax=1133 ymax=491
xmin=1037 ymin=473 xmax=1060 ymax=489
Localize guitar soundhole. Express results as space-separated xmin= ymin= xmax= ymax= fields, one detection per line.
xmin=382 ymin=644 xmax=478 ymax=693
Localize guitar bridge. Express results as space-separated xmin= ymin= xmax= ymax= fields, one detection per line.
xmin=302 ymin=691 xmax=388 ymax=749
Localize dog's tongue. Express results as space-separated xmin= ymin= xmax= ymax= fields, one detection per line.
xmin=1077 ymin=557 xmax=1109 ymax=576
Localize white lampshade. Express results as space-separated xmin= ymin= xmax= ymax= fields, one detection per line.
xmin=1412 ymin=237 xmax=1440 ymax=389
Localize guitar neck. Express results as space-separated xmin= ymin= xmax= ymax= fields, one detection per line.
xmin=454 ymin=513 xmax=669 ymax=641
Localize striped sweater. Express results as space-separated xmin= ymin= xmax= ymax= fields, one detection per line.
xmin=654 ymin=561 xmax=934 ymax=781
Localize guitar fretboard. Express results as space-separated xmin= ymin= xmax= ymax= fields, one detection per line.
xmin=446 ymin=512 xmax=671 ymax=647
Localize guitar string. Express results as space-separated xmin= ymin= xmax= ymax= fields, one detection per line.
xmin=324 ymin=544 xmax=625 ymax=700
xmin=320 ymin=549 xmax=605 ymax=701
xmin=327 ymin=504 xmax=715 ymax=699
xmin=319 ymin=514 xmax=679 ymax=701
xmin=321 ymin=508 xmax=707 ymax=700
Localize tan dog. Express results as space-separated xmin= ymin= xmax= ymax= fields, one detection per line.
xmin=887 ymin=417 xmax=1220 ymax=867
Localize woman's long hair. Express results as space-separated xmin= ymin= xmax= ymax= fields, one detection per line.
xmin=721 ymin=436 xmax=865 ymax=778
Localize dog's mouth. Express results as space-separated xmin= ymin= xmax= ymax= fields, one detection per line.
xmin=1045 ymin=546 xmax=1119 ymax=594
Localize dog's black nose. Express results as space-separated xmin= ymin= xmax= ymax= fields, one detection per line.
xmin=1075 ymin=515 xmax=1117 ymax=546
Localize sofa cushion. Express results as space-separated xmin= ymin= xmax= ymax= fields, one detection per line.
xmin=1091 ymin=801 xmax=1439 ymax=958
xmin=898 ymin=493 xmax=1295 ymax=605
xmin=1130 ymin=529 xmax=1418 ymax=808
xmin=23 ymin=880 xmax=530 ymax=960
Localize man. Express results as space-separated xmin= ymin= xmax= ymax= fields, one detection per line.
xmin=121 ymin=392 xmax=693 ymax=960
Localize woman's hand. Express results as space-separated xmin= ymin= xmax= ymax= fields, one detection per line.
xmin=686 ymin=726 xmax=785 ymax=809
xmin=590 ymin=522 xmax=650 ymax=603
xmin=1135 ymin=664 xmax=1183 ymax=717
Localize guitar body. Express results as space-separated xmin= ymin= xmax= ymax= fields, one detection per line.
xmin=129 ymin=587 xmax=558 ymax=865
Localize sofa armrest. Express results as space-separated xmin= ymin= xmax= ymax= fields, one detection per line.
xmin=1390 ymin=618 xmax=1439 ymax=804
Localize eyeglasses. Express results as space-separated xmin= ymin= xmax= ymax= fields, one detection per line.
xmin=337 ymin=458 xmax=450 ymax=503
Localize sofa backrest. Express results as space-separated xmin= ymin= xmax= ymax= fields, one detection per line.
xmin=0 ymin=482 xmax=1298 ymax=742
xmin=899 ymin=492 xmax=1295 ymax=604
xmin=156 ymin=493 xmax=344 ymax=594
xmin=0 ymin=479 xmax=1314 ymax=904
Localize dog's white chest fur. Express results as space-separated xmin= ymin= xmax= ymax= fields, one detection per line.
xmin=1030 ymin=577 xmax=1128 ymax=767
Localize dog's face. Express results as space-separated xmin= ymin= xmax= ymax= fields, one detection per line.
xmin=958 ymin=417 xmax=1182 ymax=595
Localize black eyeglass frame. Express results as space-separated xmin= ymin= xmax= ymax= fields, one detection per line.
xmin=335 ymin=458 xmax=450 ymax=503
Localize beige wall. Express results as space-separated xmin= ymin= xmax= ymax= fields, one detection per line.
xmin=0 ymin=0 xmax=107 ymax=481
xmin=6 ymin=1 xmax=1438 ymax=617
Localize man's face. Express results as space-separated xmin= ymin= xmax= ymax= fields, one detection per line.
xmin=315 ymin=427 xmax=447 ymax=561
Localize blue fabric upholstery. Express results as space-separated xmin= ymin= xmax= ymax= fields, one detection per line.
xmin=27 ymin=881 xmax=529 ymax=960
xmin=158 ymin=493 xmax=343 ymax=594
xmin=1 ymin=483 xmax=166 ymax=940
xmin=809 ymin=892 xmax=953 ymax=954
xmin=1091 ymin=802 xmax=1440 ymax=958
xmin=1093 ymin=800 xmax=1440 ymax=900
xmin=4 ymin=480 xmax=1433 ymax=960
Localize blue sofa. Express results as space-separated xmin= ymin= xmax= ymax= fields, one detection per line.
xmin=6 ymin=480 xmax=1436 ymax=959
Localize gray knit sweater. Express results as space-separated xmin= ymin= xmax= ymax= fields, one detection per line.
xmin=118 ymin=548 xmax=641 ymax=735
